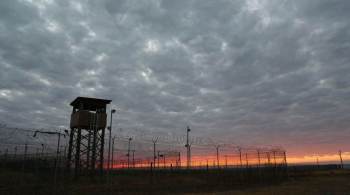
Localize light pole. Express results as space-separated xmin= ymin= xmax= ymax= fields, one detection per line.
xmin=106 ymin=109 xmax=116 ymax=194
xmin=339 ymin=150 xmax=344 ymax=169
xmin=257 ymin=149 xmax=261 ymax=168
xmin=215 ymin=145 xmax=220 ymax=169
xmin=127 ymin=137 xmax=132 ymax=169
xmin=107 ymin=109 xmax=116 ymax=171
xmin=185 ymin=126 xmax=191 ymax=169
xmin=158 ymin=153 xmax=165 ymax=168
xmin=157 ymin=151 xmax=160 ymax=168
xmin=267 ymin=152 xmax=271 ymax=166
xmin=238 ymin=147 xmax=242 ymax=168
xmin=152 ymin=137 xmax=158 ymax=168
xmin=111 ymin=135 xmax=117 ymax=169
xmin=132 ymin=150 xmax=135 ymax=168
xmin=283 ymin=151 xmax=288 ymax=167
xmin=245 ymin=153 xmax=249 ymax=168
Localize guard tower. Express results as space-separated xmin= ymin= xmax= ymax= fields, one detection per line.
xmin=66 ymin=97 xmax=111 ymax=176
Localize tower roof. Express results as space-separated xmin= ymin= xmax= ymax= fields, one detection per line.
xmin=70 ymin=97 xmax=111 ymax=110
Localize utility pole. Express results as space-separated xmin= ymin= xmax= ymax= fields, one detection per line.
xmin=339 ymin=150 xmax=344 ymax=169
xmin=185 ymin=126 xmax=191 ymax=169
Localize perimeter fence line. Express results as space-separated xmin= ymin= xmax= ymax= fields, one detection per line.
xmin=0 ymin=125 xmax=286 ymax=171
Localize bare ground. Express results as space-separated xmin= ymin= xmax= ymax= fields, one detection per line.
xmin=194 ymin=170 xmax=350 ymax=195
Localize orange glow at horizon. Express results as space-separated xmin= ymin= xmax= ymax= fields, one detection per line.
xmin=107 ymin=151 xmax=350 ymax=169
xmin=108 ymin=152 xmax=350 ymax=169
xmin=287 ymin=152 xmax=350 ymax=164
xmin=108 ymin=151 xmax=287 ymax=169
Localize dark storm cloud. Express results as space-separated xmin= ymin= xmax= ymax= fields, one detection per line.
xmin=1 ymin=0 xmax=350 ymax=155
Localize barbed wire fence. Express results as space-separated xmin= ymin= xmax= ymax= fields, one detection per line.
xmin=0 ymin=124 xmax=292 ymax=195
xmin=0 ymin=124 xmax=287 ymax=172
xmin=0 ymin=123 xmax=345 ymax=194
xmin=113 ymin=136 xmax=276 ymax=169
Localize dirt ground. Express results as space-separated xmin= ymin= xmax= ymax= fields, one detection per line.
xmin=1 ymin=168 xmax=350 ymax=194
xmin=196 ymin=170 xmax=350 ymax=195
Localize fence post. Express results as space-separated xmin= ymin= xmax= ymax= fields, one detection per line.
xmin=22 ymin=144 xmax=28 ymax=171
xmin=206 ymin=160 xmax=209 ymax=171
xmin=14 ymin=146 xmax=17 ymax=160
xmin=4 ymin=148 xmax=8 ymax=169
xmin=238 ymin=148 xmax=242 ymax=168
xmin=150 ymin=162 xmax=153 ymax=185
xmin=339 ymin=150 xmax=344 ymax=169
xmin=257 ymin=149 xmax=261 ymax=168
xmin=245 ymin=153 xmax=248 ymax=169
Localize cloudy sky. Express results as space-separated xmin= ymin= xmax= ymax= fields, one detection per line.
xmin=0 ymin=0 xmax=350 ymax=157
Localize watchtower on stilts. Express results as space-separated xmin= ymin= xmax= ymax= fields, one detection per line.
xmin=66 ymin=97 xmax=111 ymax=176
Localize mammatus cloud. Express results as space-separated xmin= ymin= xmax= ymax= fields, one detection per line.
xmin=0 ymin=0 xmax=350 ymax=156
